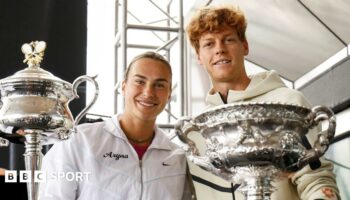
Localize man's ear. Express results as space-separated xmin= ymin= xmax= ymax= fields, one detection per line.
xmin=243 ymin=39 xmax=249 ymax=56
xmin=196 ymin=53 xmax=203 ymax=66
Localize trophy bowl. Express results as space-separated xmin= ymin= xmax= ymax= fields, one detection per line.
xmin=175 ymin=102 xmax=336 ymax=200
xmin=0 ymin=41 xmax=99 ymax=140
xmin=0 ymin=41 xmax=99 ymax=200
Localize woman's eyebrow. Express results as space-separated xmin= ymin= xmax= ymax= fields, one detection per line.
xmin=133 ymin=74 xmax=169 ymax=83
xmin=133 ymin=74 xmax=147 ymax=79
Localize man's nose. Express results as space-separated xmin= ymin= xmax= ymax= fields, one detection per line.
xmin=215 ymin=42 xmax=227 ymax=55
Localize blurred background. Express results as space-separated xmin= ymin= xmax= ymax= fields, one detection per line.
xmin=0 ymin=0 xmax=349 ymax=199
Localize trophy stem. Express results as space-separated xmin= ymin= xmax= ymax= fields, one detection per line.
xmin=238 ymin=176 xmax=274 ymax=200
xmin=24 ymin=130 xmax=43 ymax=200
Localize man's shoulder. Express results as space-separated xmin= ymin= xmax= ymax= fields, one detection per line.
xmin=268 ymin=87 xmax=310 ymax=107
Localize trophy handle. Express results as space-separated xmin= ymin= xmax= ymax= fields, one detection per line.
xmin=175 ymin=117 xmax=216 ymax=172
xmin=72 ymin=75 xmax=99 ymax=129
xmin=299 ymin=106 xmax=336 ymax=167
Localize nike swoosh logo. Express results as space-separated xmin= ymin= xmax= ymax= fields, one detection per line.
xmin=162 ymin=162 xmax=170 ymax=166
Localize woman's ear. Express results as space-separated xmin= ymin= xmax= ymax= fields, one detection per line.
xmin=167 ymin=89 xmax=172 ymax=103
xmin=121 ymin=80 xmax=126 ymax=96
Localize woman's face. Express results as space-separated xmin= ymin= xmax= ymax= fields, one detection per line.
xmin=122 ymin=58 xmax=172 ymax=122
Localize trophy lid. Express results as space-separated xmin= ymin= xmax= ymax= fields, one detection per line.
xmin=0 ymin=41 xmax=70 ymax=86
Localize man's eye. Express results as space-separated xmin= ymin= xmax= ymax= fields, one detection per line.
xmin=155 ymin=83 xmax=166 ymax=88
xmin=203 ymin=42 xmax=212 ymax=47
xmin=225 ymin=37 xmax=236 ymax=43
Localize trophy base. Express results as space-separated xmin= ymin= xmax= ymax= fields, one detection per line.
xmin=232 ymin=165 xmax=279 ymax=200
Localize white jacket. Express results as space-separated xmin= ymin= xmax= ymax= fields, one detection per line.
xmin=189 ymin=71 xmax=340 ymax=200
xmin=39 ymin=115 xmax=189 ymax=200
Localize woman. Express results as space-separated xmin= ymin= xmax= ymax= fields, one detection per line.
xmin=39 ymin=52 xmax=192 ymax=200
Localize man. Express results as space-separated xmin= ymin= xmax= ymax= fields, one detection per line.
xmin=39 ymin=52 xmax=192 ymax=200
xmin=0 ymin=124 xmax=25 ymax=144
xmin=185 ymin=5 xmax=339 ymax=200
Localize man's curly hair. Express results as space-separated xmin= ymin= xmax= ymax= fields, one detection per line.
xmin=186 ymin=5 xmax=247 ymax=54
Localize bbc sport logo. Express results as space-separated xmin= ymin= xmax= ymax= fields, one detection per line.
xmin=4 ymin=170 xmax=91 ymax=183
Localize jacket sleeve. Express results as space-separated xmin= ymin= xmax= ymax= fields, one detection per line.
xmin=284 ymin=89 xmax=340 ymax=199
xmin=290 ymin=125 xmax=340 ymax=200
xmin=182 ymin=163 xmax=197 ymax=200
xmin=0 ymin=124 xmax=15 ymax=134
xmin=290 ymin=158 xmax=340 ymax=200
xmin=38 ymin=140 xmax=78 ymax=200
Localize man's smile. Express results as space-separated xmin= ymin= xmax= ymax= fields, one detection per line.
xmin=213 ymin=58 xmax=232 ymax=66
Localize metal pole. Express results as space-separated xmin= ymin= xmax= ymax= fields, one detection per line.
xmin=128 ymin=24 xmax=178 ymax=32
xmin=114 ymin=1 xmax=119 ymax=114
xmin=149 ymin=0 xmax=178 ymax=24
xmin=155 ymin=36 xmax=178 ymax=52
xmin=166 ymin=1 xmax=172 ymax=123
xmin=119 ymin=0 xmax=128 ymax=112
xmin=127 ymin=44 xmax=159 ymax=49
xmin=178 ymin=0 xmax=186 ymax=116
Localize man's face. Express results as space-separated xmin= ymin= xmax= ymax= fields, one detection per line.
xmin=197 ymin=26 xmax=249 ymax=83
xmin=122 ymin=58 xmax=172 ymax=122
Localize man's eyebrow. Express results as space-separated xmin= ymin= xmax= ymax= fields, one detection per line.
xmin=155 ymin=78 xmax=169 ymax=83
xmin=133 ymin=74 xmax=169 ymax=82
xmin=201 ymin=37 xmax=213 ymax=41
xmin=201 ymin=32 xmax=235 ymax=40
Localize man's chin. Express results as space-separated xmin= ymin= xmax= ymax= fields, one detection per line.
xmin=213 ymin=76 xmax=233 ymax=82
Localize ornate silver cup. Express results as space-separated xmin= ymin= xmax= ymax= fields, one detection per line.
xmin=175 ymin=102 xmax=336 ymax=200
xmin=0 ymin=41 xmax=99 ymax=200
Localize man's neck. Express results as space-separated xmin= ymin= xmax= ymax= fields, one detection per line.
xmin=212 ymin=76 xmax=251 ymax=102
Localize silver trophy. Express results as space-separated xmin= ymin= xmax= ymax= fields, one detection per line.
xmin=0 ymin=41 xmax=99 ymax=200
xmin=175 ymin=102 xmax=335 ymax=200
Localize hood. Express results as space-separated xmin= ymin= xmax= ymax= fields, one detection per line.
xmin=206 ymin=70 xmax=286 ymax=105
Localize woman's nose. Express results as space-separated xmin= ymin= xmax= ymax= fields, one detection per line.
xmin=142 ymin=84 xmax=155 ymax=97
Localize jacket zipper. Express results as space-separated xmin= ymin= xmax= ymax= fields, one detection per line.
xmin=139 ymin=160 xmax=143 ymax=200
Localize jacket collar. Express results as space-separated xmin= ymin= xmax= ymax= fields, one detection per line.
xmin=103 ymin=114 xmax=172 ymax=151
xmin=206 ymin=70 xmax=286 ymax=106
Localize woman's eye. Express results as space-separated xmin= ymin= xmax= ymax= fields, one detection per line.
xmin=135 ymin=80 xmax=145 ymax=85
